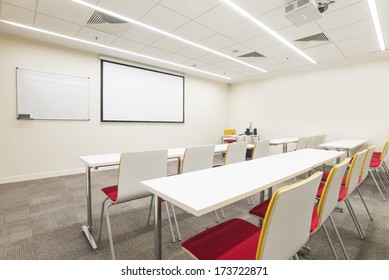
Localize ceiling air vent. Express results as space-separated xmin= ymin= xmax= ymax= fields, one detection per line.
xmin=238 ymin=52 xmax=265 ymax=58
xmin=87 ymin=11 xmax=128 ymax=25
xmin=295 ymin=32 xmax=329 ymax=42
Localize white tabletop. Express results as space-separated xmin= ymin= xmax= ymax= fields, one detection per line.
xmin=319 ymin=139 xmax=367 ymax=150
xmin=141 ymin=148 xmax=344 ymax=217
xmin=270 ymin=137 xmax=298 ymax=145
xmin=79 ymin=144 xmax=254 ymax=168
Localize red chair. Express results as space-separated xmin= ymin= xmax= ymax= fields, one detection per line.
xmin=249 ymin=158 xmax=350 ymax=259
xmin=181 ymin=172 xmax=322 ymax=260
xmin=369 ymin=140 xmax=389 ymax=197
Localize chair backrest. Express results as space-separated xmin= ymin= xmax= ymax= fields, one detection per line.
xmin=380 ymin=139 xmax=389 ymax=160
xmin=344 ymin=149 xmax=367 ymax=196
xmin=224 ymin=142 xmax=248 ymax=165
xmin=181 ymin=145 xmax=215 ymax=174
xmin=306 ymin=135 xmax=321 ymax=149
xmin=295 ymin=137 xmax=307 ymax=150
xmin=316 ymin=158 xmax=350 ymax=228
xmin=320 ymin=134 xmax=327 ymax=144
xmin=360 ymin=145 xmax=375 ymax=182
xmin=116 ymin=150 xmax=167 ymax=203
xmin=256 ymin=172 xmax=322 ymax=260
xmin=224 ymin=129 xmax=236 ymax=135
xmin=252 ymin=140 xmax=270 ymax=159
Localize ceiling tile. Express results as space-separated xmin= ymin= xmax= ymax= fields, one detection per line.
xmin=325 ymin=0 xmax=365 ymax=12
xmin=381 ymin=13 xmax=389 ymax=29
xmin=230 ymin=0 xmax=286 ymax=17
xmin=258 ymin=6 xmax=293 ymax=31
xmin=377 ymin=0 xmax=389 ymax=14
xmin=278 ymin=22 xmax=324 ymax=41
xmin=251 ymin=58 xmax=285 ymax=72
xmin=0 ymin=3 xmax=35 ymax=25
xmin=313 ymin=51 xmax=345 ymax=63
xmin=259 ymin=44 xmax=292 ymax=58
xmin=195 ymin=4 xmax=245 ymax=32
xmin=110 ymin=37 xmax=147 ymax=52
xmin=159 ymin=0 xmax=221 ymax=19
xmin=37 ymin=0 xmax=93 ymax=26
xmin=151 ymin=36 xmax=188 ymax=52
xmin=176 ymin=45 xmax=209 ymax=59
xmin=35 ymin=13 xmax=81 ymax=37
xmin=342 ymin=44 xmax=381 ymax=57
xmin=242 ymin=34 xmax=280 ymax=51
xmin=223 ymin=21 xmax=265 ymax=42
xmin=76 ymin=26 xmax=117 ymax=45
xmin=316 ymin=1 xmax=370 ymax=31
xmin=139 ymin=4 xmax=190 ymax=32
xmin=97 ymin=0 xmax=157 ymax=20
xmin=162 ymin=53 xmax=191 ymax=64
xmin=325 ymin=20 xmax=375 ymax=42
xmin=199 ymin=33 xmax=236 ymax=50
xmin=197 ymin=53 xmax=226 ymax=65
xmin=335 ymin=33 xmax=378 ymax=50
xmin=2 ymin=0 xmax=37 ymax=11
xmin=216 ymin=59 xmax=241 ymax=69
xmin=219 ymin=43 xmax=253 ymax=57
xmin=139 ymin=45 xmax=171 ymax=58
xmin=172 ymin=21 xmax=216 ymax=42
xmin=303 ymin=43 xmax=341 ymax=56
xmin=121 ymin=25 xmax=163 ymax=45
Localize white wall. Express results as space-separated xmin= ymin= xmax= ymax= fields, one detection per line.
xmin=0 ymin=33 xmax=229 ymax=184
xmin=229 ymin=58 xmax=389 ymax=155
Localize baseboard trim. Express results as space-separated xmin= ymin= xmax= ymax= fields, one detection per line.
xmin=0 ymin=168 xmax=85 ymax=185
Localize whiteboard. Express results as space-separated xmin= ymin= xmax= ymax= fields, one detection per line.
xmin=101 ymin=60 xmax=184 ymax=123
xmin=16 ymin=68 xmax=89 ymax=120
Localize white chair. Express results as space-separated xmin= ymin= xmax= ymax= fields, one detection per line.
xmin=224 ymin=142 xmax=248 ymax=165
xmin=369 ymin=140 xmax=389 ymax=198
xmin=97 ymin=150 xmax=172 ymax=259
xmin=306 ymin=135 xmax=321 ymax=149
xmin=181 ymin=172 xmax=322 ymax=260
xmin=251 ymin=140 xmax=270 ymax=159
xmin=295 ymin=137 xmax=308 ymax=150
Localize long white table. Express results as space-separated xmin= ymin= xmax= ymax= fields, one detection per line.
xmin=270 ymin=137 xmax=299 ymax=153
xmin=78 ymin=143 xmax=254 ymax=251
xmin=319 ymin=138 xmax=367 ymax=157
xmin=141 ymin=148 xmax=345 ymax=259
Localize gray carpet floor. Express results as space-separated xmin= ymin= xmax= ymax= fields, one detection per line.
xmin=1 ymin=155 xmax=389 ymax=260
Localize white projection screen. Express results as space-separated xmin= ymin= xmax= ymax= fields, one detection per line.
xmin=101 ymin=60 xmax=185 ymax=123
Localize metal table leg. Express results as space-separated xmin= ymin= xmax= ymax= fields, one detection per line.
xmin=154 ymin=194 xmax=162 ymax=259
xmin=82 ymin=165 xmax=98 ymax=252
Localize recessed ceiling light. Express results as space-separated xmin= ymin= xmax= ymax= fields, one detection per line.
xmin=367 ymin=0 xmax=386 ymax=51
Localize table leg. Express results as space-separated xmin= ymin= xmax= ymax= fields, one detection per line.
xmin=283 ymin=143 xmax=287 ymax=153
xmin=82 ymin=165 xmax=98 ymax=252
xmin=154 ymin=194 xmax=162 ymax=259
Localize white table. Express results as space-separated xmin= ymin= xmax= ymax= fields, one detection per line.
xmin=78 ymin=143 xmax=254 ymax=251
xmin=319 ymin=138 xmax=367 ymax=157
xmin=270 ymin=137 xmax=299 ymax=153
xmin=141 ymin=148 xmax=345 ymax=259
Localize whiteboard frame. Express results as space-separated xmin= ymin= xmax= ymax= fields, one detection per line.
xmin=100 ymin=60 xmax=185 ymax=123
xmin=16 ymin=67 xmax=90 ymax=121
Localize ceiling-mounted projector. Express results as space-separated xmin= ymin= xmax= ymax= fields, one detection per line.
xmin=284 ymin=0 xmax=323 ymax=26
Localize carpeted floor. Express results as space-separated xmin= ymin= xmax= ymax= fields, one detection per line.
xmin=0 ymin=155 xmax=388 ymax=260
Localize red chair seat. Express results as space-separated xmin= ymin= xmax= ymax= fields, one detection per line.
xmin=373 ymin=152 xmax=381 ymax=158
xmin=310 ymin=206 xmax=319 ymax=233
xmin=317 ymin=184 xmax=348 ymax=201
xmin=182 ymin=218 xmax=261 ymax=260
xmin=101 ymin=185 xmax=118 ymax=202
xmin=223 ymin=139 xmax=236 ymax=143
xmin=370 ymin=160 xmax=381 ymax=168
xmin=316 ymin=182 xmax=326 ymax=197
xmin=321 ymin=172 xmax=347 ymax=185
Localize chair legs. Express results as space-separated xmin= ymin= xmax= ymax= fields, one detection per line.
xmin=356 ymin=187 xmax=373 ymax=221
xmin=322 ymin=224 xmax=338 ymax=260
xmin=344 ymin=198 xmax=366 ymax=240
xmin=97 ymin=198 xmax=116 ymax=259
xmin=369 ymin=169 xmax=386 ymax=200
xmin=329 ymin=214 xmax=349 ymax=260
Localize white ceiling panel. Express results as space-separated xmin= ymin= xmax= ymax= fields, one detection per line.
xmin=35 ymin=14 xmax=81 ymax=37
xmin=172 ymin=21 xmax=215 ymax=43
xmin=139 ymin=4 xmax=189 ymax=32
xmin=37 ymin=0 xmax=93 ymax=26
xmin=223 ymin=21 xmax=265 ymax=43
xmin=199 ymin=34 xmax=236 ymax=50
xmin=110 ymin=37 xmax=147 ymax=52
xmin=195 ymin=4 xmax=245 ymax=32
xmin=0 ymin=3 xmax=35 ymax=25
xmin=159 ymin=0 xmax=221 ymax=19
xmin=76 ymin=26 xmax=117 ymax=45
xmin=97 ymin=0 xmax=157 ymax=20
xmin=3 ymin=0 xmax=37 ymax=11
xmin=316 ymin=1 xmax=370 ymax=31
xmin=0 ymin=0 xmax=388 ymax=83
xmin=325 ymin=20 xmax=375 ymax=42
xmin=121 ymin=25 xmax=163 ymax=45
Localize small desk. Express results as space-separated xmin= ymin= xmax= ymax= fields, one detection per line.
xmin=141 ymin=148 xmax=344 ymax=259
xmin=270 ymin=137 xmax=298 ymax=153
xmin=319 ymin=138 xmax=367 ymax=157
xmin=79 ymin=143 xmax=254 ymax=251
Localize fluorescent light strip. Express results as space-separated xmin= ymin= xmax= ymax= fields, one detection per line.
xmin=0 ymin=20 xmax=231 ymax=80
xmin=71 ymin=0 xmax=267 ymax=73
xmin=367 ymin=0 xmax=386 ymax=51
xmin=223 ymin=0 xmax=317 ymax=64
